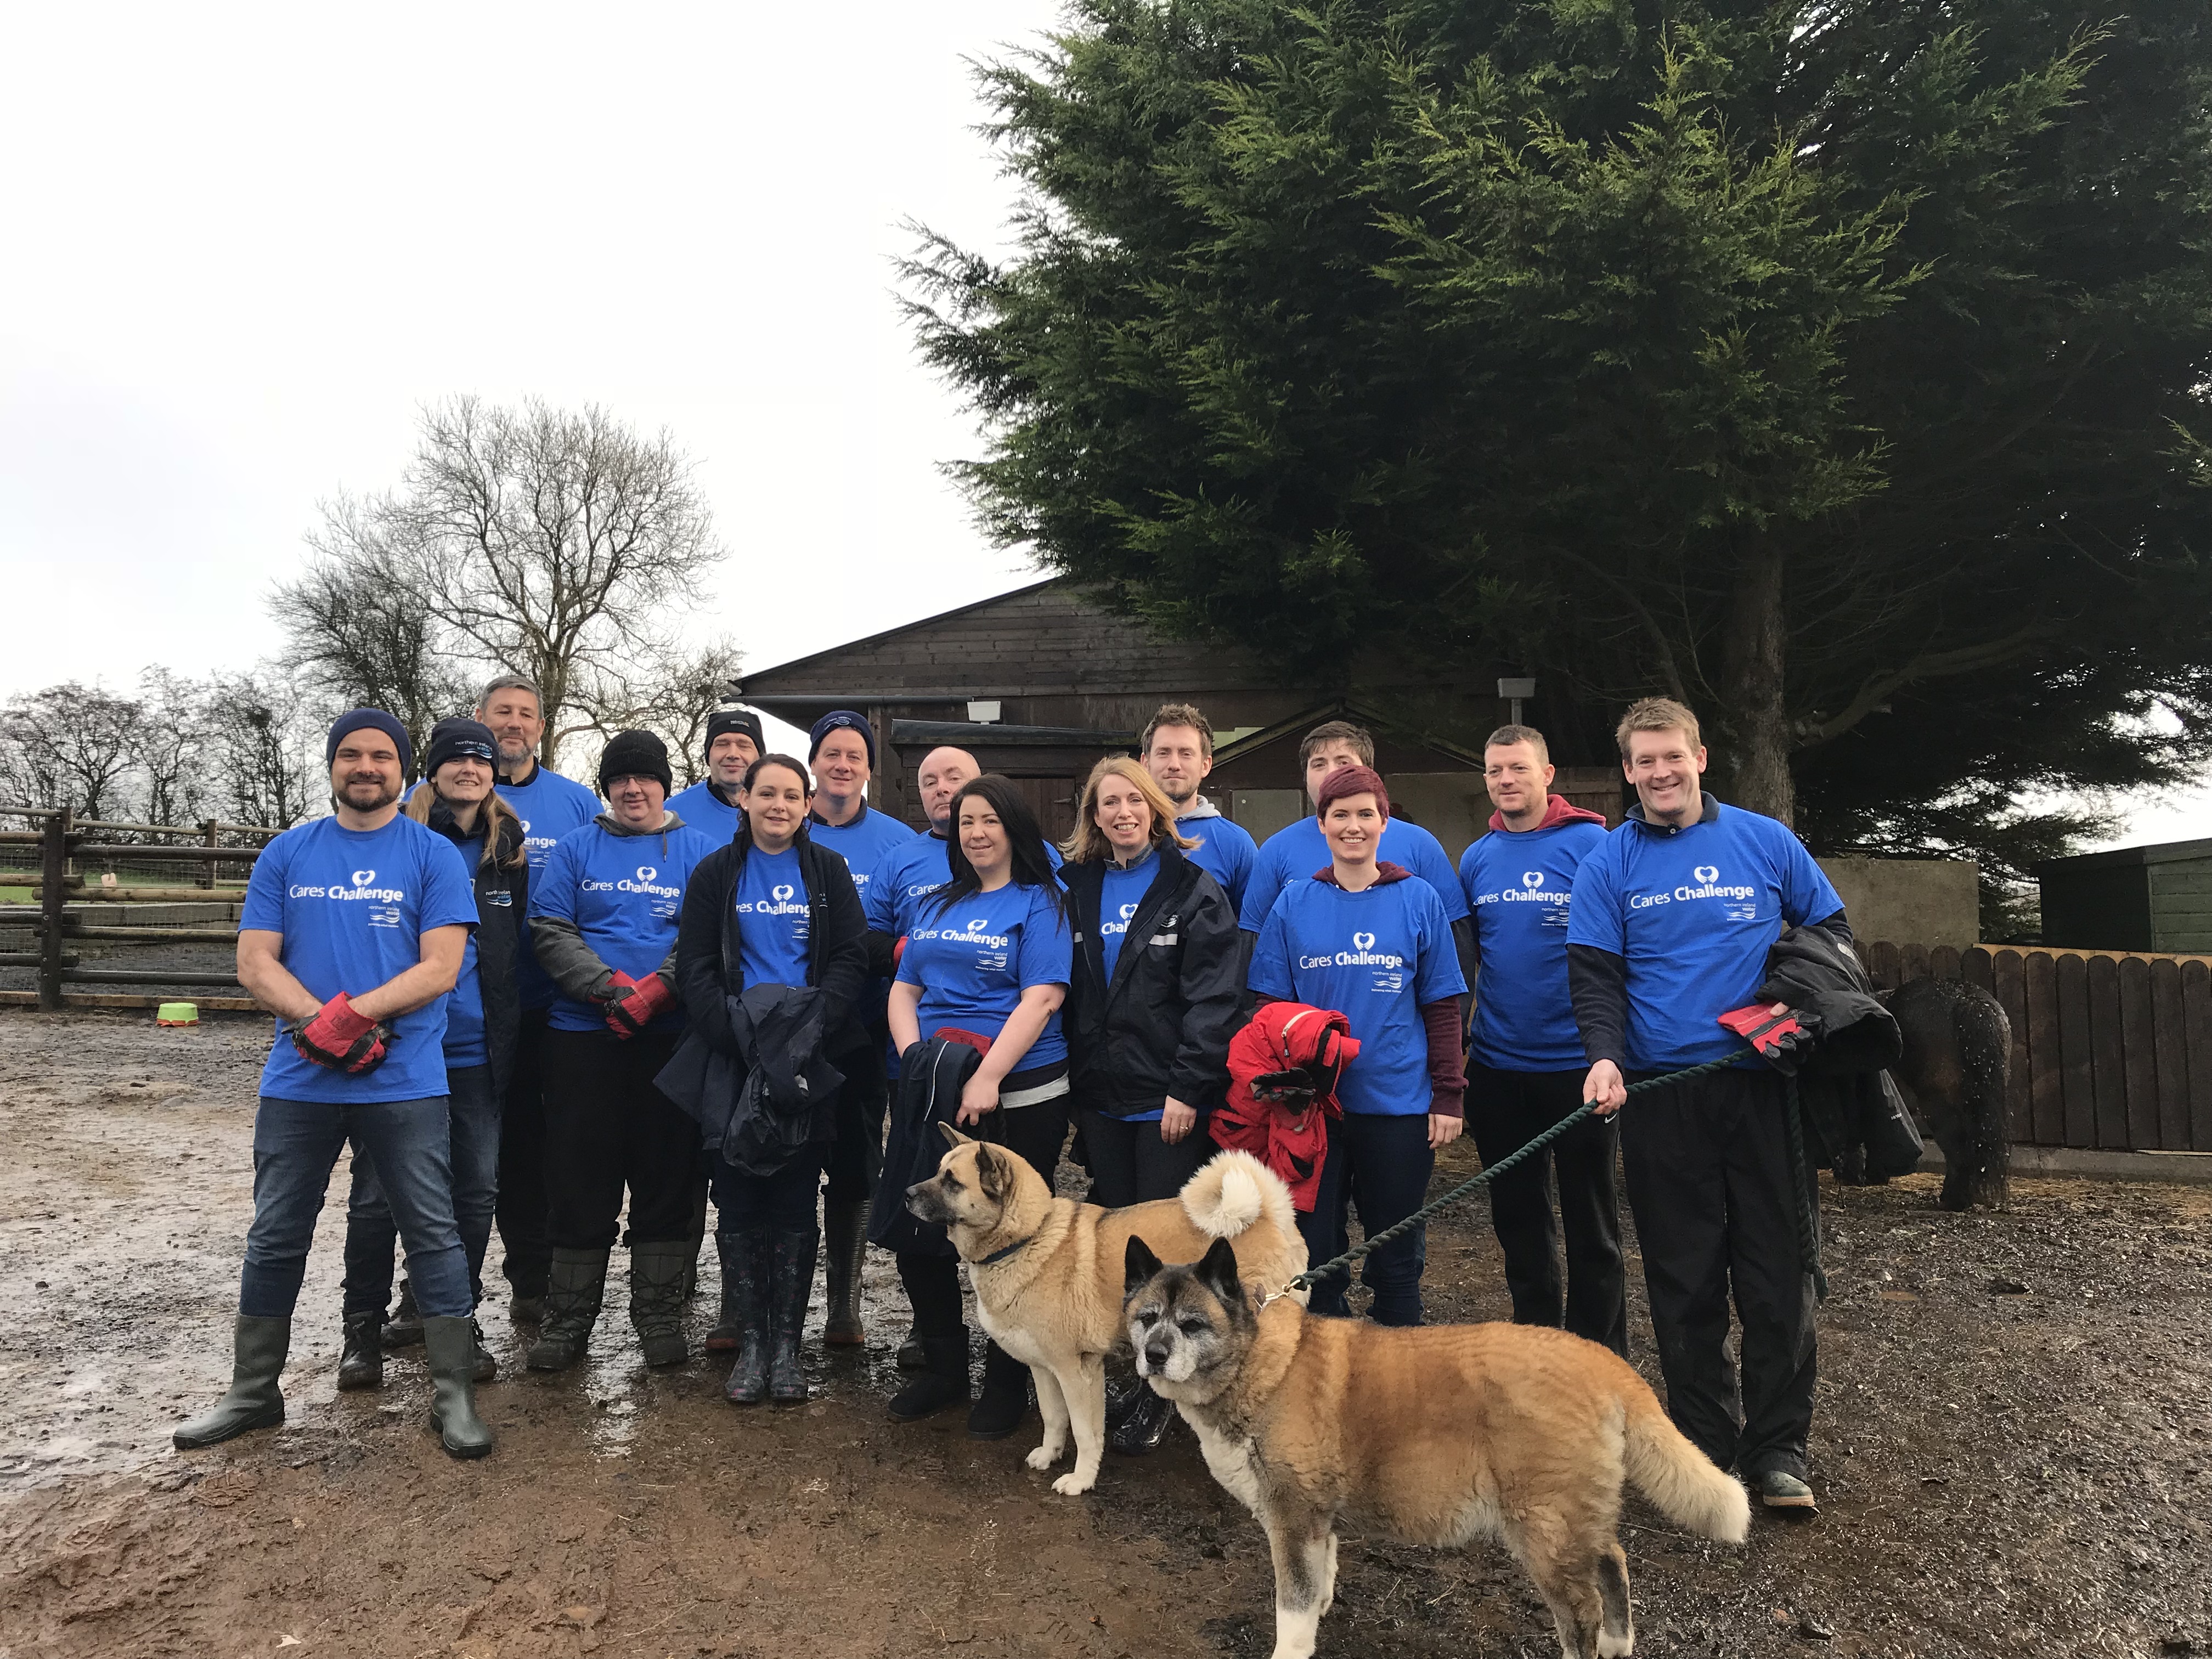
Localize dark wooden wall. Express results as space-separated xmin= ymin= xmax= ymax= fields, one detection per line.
xmin=1869 ymin=942 xmax=2212 ymax=1154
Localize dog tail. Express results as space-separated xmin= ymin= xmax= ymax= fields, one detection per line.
xmin=1622 ymin=1387 xmax=1750 ymax=1544
xmin=1180 ymin=1150 xmax=1296 ymax=1241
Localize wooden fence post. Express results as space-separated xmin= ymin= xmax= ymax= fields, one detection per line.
xmin=200 ymin=819 xmax=219 ymax=890
xmin=37 ymin=808 xmax=71 ymax=1011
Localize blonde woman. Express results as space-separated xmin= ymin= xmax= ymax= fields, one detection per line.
xmin=1059 ymin=757 xmax=1242 ymax=1452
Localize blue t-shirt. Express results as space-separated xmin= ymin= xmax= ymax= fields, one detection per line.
xmin=442 ymin=832 xmax=489 ymax=1068
xmin=1097 ymin=849 xmax=1159 ymax=982
xmin=1459 ymin=818 xmax=1609 ymax=1071
xmin=1249 ymin=874 xmax=1467 ymax=1116
xmin=1566 ymin=802 xmax=1845 ymax=1070
xmin=864 ymin=830 xmax=1062 ymax=937
xmin=667 ymin=780 xmax=742 ymax=846
xmin=1240 ymin=815 xmax=1471 ymax=932
xmin=896 ymin=881 xmax=1074 ymax=1068
xmin=1175 ymin=810 xmax=1258 ymax=917
xmin=809 ymin=803 xmax=918 ymax=909
xmin=241 ymin=815 xmax=478 ymax=1104
xmin=532 ymin=820 xmax=719 ymax=1034
xmin=493 ymin=764 xmax=600 ymax=1012
xmin=734 ymin=844 xmax=811 ymax=990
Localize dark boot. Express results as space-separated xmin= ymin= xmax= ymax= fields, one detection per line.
xmin=968 ymin=1340 xmax=1031 ymax=1440
xmin=896 ymin=1327 xmax=927 ymax=1370
xmin=706 ymin=1231 xmax=743 ymax=1353
xmin=381 ymin=1277 xmax=424 ymax=1347
xmin=337 ymin=1311 xmax=383 ymax=1391
xmin=509 ymin=1290 xmax=546 ymax=1325
xmin=1104 ymin=1368 xmax=1144 ymax=1430
xmin=886 ymin=1334 xmax=969 ymax=1421
xmin=769 ymin=1229 xmax=819 ymax=1406
xmin=821 ymin=1200 xmax=869 ymax=1347
xmin=1109 ymin=1386 xmax=1176 ymax=1455
xmin=174 ymin=1316 xmax=290 ymax=1448
xmin=629 ymin=1240 xmax=690 ymax=1368
xmin=525 ymin=1247 xmax=607 ymax=1371
xmin=470 ymin=1317 xmax=496 ymax=1383
xmin=422 ymin=1315 xmax=495 ymax=1459
xmin=721 ymin=1231 xmax=770 ymax=1406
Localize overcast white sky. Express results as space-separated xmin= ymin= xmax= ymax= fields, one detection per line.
xmin=1 ymin=3 xmax=2204 ymax=849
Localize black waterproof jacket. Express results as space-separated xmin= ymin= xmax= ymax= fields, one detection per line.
xmin=672 ymin=824 xmax=871 ymax=1068
xmin=658 ymin=981 xmax=847 ymax=1176
xmin=1756 ymin=922 xmax=1923 ymax=1178
xmin=426 ymin=801 xmax=527 ymax=1103
xmin=1060 ymin=843 xmax=1243 ymax=1118
xmin=868 ymin=1035 xmax=983 ymax=1256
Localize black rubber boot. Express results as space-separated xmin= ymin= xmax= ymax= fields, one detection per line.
xmin=721 ymin=1231 xmax=770 ymax=1406
xmin=525 ymin=1247 xmax=607 ymax=1371
xmin=821 ymin=1201 xmax=870 ymax=1348
xmin=381 ymin=1277 xmax=424 ymax=1347
xmin=174 ymin=1316 xmax=290 ymax=1448
xmin=968 ymin=1340 xmax=1031 ymax=1440
xmin=337 ymin=1311 xmax=383 ymax=1392
xmin=886 ymin=1334 xmax=969 ymax=1421
xmin=629 ymin=1240 xmax=691 ymax=1368
xmin=1109 ymin=1386 xmax=1176 ymax=1455
xmin=705 ymin=1231 xmax=743 ymax=1353
xmin=422 ymin=1315 xmax=496 ymax=1459
xmin=769 ymin=1229 xmax=819 ymax=1406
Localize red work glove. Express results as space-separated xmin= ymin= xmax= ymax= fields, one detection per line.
xmin=286 ymin=992 xmax=392 ymax=1075
xmin=602 ymin=970 xmax=675 ymax=1038
xmin=1718 ymin=1002 xmax=1810 ymax=1073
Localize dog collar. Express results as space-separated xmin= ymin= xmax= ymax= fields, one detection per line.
xmin=974 ymin=1234 xmax=1033 ymax=1267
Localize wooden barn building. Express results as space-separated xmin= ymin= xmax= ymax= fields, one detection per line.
xmin=732 ymin=579 xmax=1621 ymax=855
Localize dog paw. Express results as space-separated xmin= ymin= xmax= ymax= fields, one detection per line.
xmin=1051 ymin=1470 xmax=1096 ymax=1496
xmin=1025 ymin=1445 xmax=1059 ymax=1471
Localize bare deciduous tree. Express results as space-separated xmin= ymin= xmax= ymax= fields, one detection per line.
xmin=608 ymin=639 xmax=746 ymax=788
xmin=382 ymin=396 xmax=724 ymax=770
xmin=200 ymin=671 xmax=322 ymax=829
xmin=0 ymin=682 xmax=145 ymax=819
xmin=137 ymin=667 xmax=209 ymax=827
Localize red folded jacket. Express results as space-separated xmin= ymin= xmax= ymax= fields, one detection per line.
xmin=1211 ymin=1002 xmax=1361 ymax=1213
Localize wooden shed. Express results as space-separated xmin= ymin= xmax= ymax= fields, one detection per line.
xmin=730 ymin=578 xmax=1597 ymax=851
xmin=2037 ymin=838 xmax=2212 ymax=953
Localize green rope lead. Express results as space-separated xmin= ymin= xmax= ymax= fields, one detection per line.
xmin=1280 ymin=1050 xmax=1754 ymax=1300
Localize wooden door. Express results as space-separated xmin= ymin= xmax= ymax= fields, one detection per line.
xmin=1009 ymin=776 xmax=1079 ymax=845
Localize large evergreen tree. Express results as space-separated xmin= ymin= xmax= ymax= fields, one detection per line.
xmin=907 ymin=0 xmax=2212 ymax=918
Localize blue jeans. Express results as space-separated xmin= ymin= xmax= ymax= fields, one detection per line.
xmin=241 ymin=1093 xmax=471 ymax=1320
xmin=1296 ymin=1111 xmax=1435 ymax=1326
xmin=343 ymin=1065 xmax=501 ymax=1317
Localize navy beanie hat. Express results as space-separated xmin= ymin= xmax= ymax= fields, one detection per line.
xmin=808 ymin=709 xmax=875 ymax=766
xmin=422 ymin=716 xmax=498 ymax=779
xmin=706 ymin=707 xmax=765 ymax=761
xmin=598 ymin=729 xmax=674 ymax=797
xmin=326 ymin=708 xmax=414 ymax=777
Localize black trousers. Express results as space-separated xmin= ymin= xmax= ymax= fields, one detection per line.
xmin=495 ymin=1009 xmax=554 ymax=1297
xmin=898 ymin=1097 xmax=1071 ymax=1339
xmin=824 ymin=1046 xmax=888 ymax=1206
xmin=1079 ymin=1108 xmax=1214 ymax=1208
xmin=712 ymin=1145 xmax=827 ymax=1234
xmin=1620 ymin=1066 xmax=1818 ymax=1480
xmin=1297 ymin=1113 xmax=1434 ymax=1327
xmin=541 ymin=1026 xmax=699 ymax=1251
xmin=1469 ymin=1064 xmax=1628 ymax=1356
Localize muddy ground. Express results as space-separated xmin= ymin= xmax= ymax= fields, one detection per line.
xmin=1 ymin=1010 xmax=2207 ymax=1659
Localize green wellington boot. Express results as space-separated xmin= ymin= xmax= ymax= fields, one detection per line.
xmin=422 ymin=1315 xmax=496 ymax=1459
xmin=174 ymin=1316 xmax=290 ymax=1449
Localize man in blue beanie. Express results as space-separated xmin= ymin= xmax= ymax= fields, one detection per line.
xmin=177 ymin=709 xmax=495 ymax=1458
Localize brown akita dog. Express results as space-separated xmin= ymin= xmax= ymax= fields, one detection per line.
xmin=1125 ymin=1236 xmax=1750 ymax=1659
xmin=905 ymin=1128 xmax=1306 ymax=1495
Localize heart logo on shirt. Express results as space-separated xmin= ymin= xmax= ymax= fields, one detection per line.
xmin=352 ymin=869 xmax=375 ymax=887
xmin=1521 ymin=870 xmax=1544 ymax=888
xmin=636 ymin=866 xmax=658 ymax=883
xmin=1353 ymin=931 xmax=1376 ymax=950
xmin=969 ymin=917 xmax=989 ymax=932
xmin=1119 ymin=902 xmax=1138 ymax=920
xmin=773 ymin=884 xmax=796 ymax=900
xmin=1694 ymin=864 xmax=1719 ymax=883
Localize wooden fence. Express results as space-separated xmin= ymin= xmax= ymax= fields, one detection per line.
xmin=0 ymin=805 xmax=273 ymax=1012
xmin=1864 ymin=941 xmax=2212 ymax=1154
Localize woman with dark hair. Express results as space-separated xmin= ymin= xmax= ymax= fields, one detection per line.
xmin=1248 ymin=764 xmax=1468 ymax=1327
xmin=883 ymin=774 xmax=1072 ymax=1437
xmin=672 ymin=753 xmax=869 ymax=1406
xmin=1059 ymin=755 xmax=1242 ymax=1451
